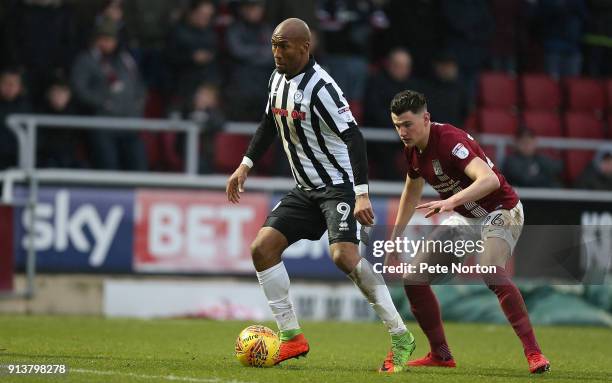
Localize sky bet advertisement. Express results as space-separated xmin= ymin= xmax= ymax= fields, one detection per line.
xmin=7 ymin=186 xmax=612 ymax=281
xmin=11 ymin=186 xmax=350 ymax=277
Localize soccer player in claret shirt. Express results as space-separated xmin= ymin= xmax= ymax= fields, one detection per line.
xmin=226 ymin=18 xmax=416 ymax=372
xmin=385 ymin=90 xmax=550 ymax=374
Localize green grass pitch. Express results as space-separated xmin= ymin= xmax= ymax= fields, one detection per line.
xmin=0 ymin=315 xmax=611 ymax=382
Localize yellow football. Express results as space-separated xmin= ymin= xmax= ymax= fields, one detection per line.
xmin=234 ymin=325 xmax=280 ymax=367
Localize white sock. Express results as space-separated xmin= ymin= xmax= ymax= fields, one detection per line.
xmin=255 ymin=262 xmax=300 ymax=332
xmin=348 ymin=258 xmax=407 ymax=336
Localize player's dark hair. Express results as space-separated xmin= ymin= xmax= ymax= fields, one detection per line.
xmin=390 ymin=90 xmax=427 ymax=115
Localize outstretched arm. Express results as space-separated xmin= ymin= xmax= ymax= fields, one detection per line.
xmin=416 ymin=157 xmax=500 ymax=217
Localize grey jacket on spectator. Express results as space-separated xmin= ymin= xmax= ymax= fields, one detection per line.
xmin=71 ymin=48 xmax=144 ymax=117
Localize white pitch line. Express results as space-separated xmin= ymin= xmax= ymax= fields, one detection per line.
xmin=72 ymin=368 xmax=253 ymax=383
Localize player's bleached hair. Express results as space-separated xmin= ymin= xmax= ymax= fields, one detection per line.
xmin=390 ymin=90 xmax=427 ymax=115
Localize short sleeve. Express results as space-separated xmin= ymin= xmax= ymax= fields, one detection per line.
xmin=439 ymin=130 xmax=478 ymax=172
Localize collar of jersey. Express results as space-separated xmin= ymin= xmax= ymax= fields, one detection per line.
xmin=417 ymin=123 xmax=436 ymax=156
xmin=285 ymin=55 xmax=316 ymax=81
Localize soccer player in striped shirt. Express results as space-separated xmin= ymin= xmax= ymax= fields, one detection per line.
xmin=226 ymin=18 xmax=415 ymax=372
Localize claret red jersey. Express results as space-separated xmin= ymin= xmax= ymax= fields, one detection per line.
xmin=404 ymin=122 xmax=519 ymax=218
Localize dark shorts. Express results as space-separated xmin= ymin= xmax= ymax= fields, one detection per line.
xmin=263 ymin=183 xmax=358 ymax=245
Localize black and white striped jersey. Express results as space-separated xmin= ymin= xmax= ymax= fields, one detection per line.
xmin=244 ymin=57 xmax=368 ymax=192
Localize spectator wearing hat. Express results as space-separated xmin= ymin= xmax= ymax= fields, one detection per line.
xmin=94 ymin=0 xmax=130 ymax=51
xmin=71 ymin=19 xmax=147 ymax=170
xmin=503 ymin=128 xmax=563 ymax=188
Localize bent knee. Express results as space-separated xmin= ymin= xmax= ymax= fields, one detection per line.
xmin=250 ymin=239 xmax=284 ymax=272
xmin=250 ymin=239 xmax=278 ymax=260
xmin=250 ymin=229 xmax=287 ymax=260
xmin=330 ymin=244 xmax=360 ymax=274
xmin=331 ymin=247 xmax=357 ymax=266
xmin=330 ymin=249 xmax=346 ymax=265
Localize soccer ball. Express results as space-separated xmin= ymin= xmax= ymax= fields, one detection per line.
xmin=234 ymin=325 xmax=280 ymax=367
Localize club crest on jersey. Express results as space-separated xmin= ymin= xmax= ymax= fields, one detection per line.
xmin=294 ymin=90 xmax=304 ymax=103
xmin=452 ymin=143 xmax=469 ymax=159
xmin=432 ymin=159 xmax=443 ymax=175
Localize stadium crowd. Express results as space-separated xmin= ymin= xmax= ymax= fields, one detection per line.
xmin=0 ymin=0 xmax=611 ymax=189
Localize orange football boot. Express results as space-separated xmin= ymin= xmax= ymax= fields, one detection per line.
xmin=407 ymin=352 xmax=456 ymax=368
xmin=275 ymin=333 xmax=310 ymax=365
xmin=527 ymin=352 xmax=550 ymax=374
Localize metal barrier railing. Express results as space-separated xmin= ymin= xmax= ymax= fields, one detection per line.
xmin=6 ymin=115 xmax=611 ymax=178
xmin=7 ymin=114 xmax=200 ymax=174
xmin=2 ymin=114 xmax=199 ymax=299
